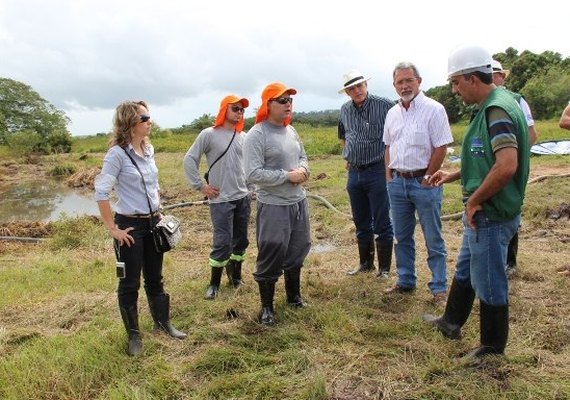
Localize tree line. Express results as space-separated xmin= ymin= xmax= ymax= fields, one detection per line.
xmin=2 ymin=48 xmax=569 ymax=155
xmin=181 ymin=48 xmax=570 ymax=131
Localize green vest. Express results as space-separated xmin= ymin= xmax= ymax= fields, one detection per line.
xmin=503 ymin=87 xmax=522 ymax=103
xmin=460 ymin=87 xmax=529 ymax=221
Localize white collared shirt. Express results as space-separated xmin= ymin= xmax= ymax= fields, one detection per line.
xmin=383 ymin=91 xmax=453 ymax=171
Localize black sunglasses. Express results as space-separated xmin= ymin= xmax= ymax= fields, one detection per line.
xmin=139 ymin=114 xmax=151 ymax=123
xmin=270 ymin=97 xmax=293 ymax=105
xmin=230 ymin=105 xmax=245 ymax=113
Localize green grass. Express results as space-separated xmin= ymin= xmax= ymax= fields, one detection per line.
xmin=1 ymin=120 xmax=569 ymax=399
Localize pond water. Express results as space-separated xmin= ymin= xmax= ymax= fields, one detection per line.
xmin=0 ymin=180 xmax=100 ymax=222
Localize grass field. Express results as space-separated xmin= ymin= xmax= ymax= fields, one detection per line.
xmin=0 ymin=120 xmax=569 ymax=399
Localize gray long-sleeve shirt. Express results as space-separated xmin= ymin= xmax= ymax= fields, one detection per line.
xmin=244 ymin=121 xmax=309 ymax=205
xmin=183 ymin=126 xmax=249 ymax=204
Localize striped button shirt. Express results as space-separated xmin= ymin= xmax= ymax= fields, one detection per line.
xmin=338 ymin=94 xmax=395 ymax=166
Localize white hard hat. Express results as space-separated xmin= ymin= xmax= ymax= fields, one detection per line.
xmin=491 ymin=59 xmax=510 ymax=79
xmin=447 ymin=45 xmax=493 ymax=78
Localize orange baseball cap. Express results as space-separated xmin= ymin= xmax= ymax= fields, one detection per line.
xmin=255 ymin=82 xmax=297 ymax=126
xmin=214 ymin=94 xmax=249 ymax=132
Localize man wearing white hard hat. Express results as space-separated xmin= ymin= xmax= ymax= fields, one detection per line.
xmin=338 ymin=69 xmax=395 ymax=279
xmin=423 ymin=45 xmax=530 ymax=364
xmin=560 ymin=101 xmax=570 ymax=130
xmin=492 ymin=59 xmax=539 ymax=278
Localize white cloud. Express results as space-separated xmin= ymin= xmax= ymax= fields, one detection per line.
xmin=1 ymin=0 xmax=568 ymax=135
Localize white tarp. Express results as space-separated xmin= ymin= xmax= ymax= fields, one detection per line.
xmin=530 ymin=140 xmax=570 ymax=155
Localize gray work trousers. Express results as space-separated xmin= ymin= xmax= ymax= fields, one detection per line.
xmin=209 ymin=196 xmax=251 ymax=265
xmin=253 ymin=198 xmax=311 ymax=282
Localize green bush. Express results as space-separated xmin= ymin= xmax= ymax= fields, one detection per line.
xmin=49 ymin=164 xmax=76 ymax=177
xmin=46 ymin=130 xmax=73 ymax=153
xmin=48 ymin=215 xmax=100 ymax=251
xmin=4 ymin=129 xmax=43 ymax=156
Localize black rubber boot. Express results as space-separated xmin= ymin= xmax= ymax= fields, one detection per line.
xmin=226 ymin=260 xmax=244 ymax=288
xmin=423 ymin=277 xmax=476 ymax=339
xmin=506 ymin=232 xmax=518 ymax=277
xmin=347 ymin=236 xmax=375 ymax=275
xmin=204 ymin=266 xmax=223 ymax=299
xmin=284 ymin=267 xmax=306 ymax=308
xmin=257 ymin=281 xmax=276 ymax=325
xmin=463 ymin=301 xmax=509 ymax=362
xmin=119 ymin=305 xmax=142 ymax=356
xmin=148 ymin=294 xmax=187 ymax=339
xmin=375 ymin=240 xmax=393 ymax=278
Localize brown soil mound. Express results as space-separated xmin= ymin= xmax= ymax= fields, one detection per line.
xmin=66 ymin=167 xmax=101 ymax=189
xmin=0 ymin=221 xmax=53 ymax=238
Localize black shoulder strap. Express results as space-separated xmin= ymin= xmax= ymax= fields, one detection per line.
xmin=205 ymin=129 xmax=236 ymax=178
xmin=122 ymin=147 xmax=156 ymax=215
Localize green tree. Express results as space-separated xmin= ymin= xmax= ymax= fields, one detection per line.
xmin=189 ymin=113 xmax=215 ymax=131
xmin=0 ymin=77 xmax=72 ymax=153
xmin=521 ymin=67 xmax=570 ymax=119
xmin=428 ymin=48 xmax=570 ymax=123
xmin=425 ymin=84 xmax=465 ymax=123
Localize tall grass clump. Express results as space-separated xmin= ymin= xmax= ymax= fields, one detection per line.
xmin=48 ymin=215 xmax=103 ymax=250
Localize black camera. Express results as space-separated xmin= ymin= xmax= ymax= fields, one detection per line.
xmin=116 ymin=261 xmax=126 ymax=279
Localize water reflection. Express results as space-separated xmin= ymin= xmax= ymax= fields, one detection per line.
xmin=0 ymin=180 xmax=99 ymax=222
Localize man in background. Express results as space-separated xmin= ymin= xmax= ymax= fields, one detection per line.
xmin=559 ymin=101 xmax=570 ymax=130
xmin=492 ymin=59 xmax=538 ymax=277
xmin=338 ymin=69 xmax=394 ymax=279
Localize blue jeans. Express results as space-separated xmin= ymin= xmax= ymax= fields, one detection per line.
xmin=387 ymin=175 xmax=447 ymax=293
xmin=454 ymin=211 xmax=520 ymax=305
xmin=347 ymin=162 xmax=393 ymax=246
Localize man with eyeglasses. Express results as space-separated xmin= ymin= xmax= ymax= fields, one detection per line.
xmin=383 ymin=62 xmax=453 ymax=305
xmin=338 ymin=69 xmax=395 ymax=279
xmin=244 ymin=82 xmax=311 ymax=325
xmin=183 ymin=95 xmax=252 ymax=300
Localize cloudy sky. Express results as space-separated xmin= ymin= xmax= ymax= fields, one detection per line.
xmin=1 ymin=0 xmax=568 ymax=136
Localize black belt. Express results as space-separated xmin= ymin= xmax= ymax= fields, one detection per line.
xmin=349 ymin=161 xmax=380 ymax=170
xmin=118 ymin=211 xmax=160 ymax=219
xmin=394 ymin=169 xmax=427 ymax=179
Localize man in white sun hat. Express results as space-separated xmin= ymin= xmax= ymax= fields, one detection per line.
xmin=492 ymin=59 xmax=538 ymax=278
xmin=423 ymin=44 xmax=530 ymax=364
xmin=338 ymin=69 xmax=395 ymax=279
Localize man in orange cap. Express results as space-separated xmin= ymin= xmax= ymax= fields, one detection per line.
xmin=183 ymin=95 xmax=252 ymax=299
xmin=244 ymin=82 xmax=311 ymax=325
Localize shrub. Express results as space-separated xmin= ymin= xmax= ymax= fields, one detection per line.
xmin=49 ymin=164 xmax=77 ymax=177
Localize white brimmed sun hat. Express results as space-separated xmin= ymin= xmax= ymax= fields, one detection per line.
xmin=338 ymin=69 xmax=371 ymax=94
xmin=491 ymin=59 xmax=511 ymax=79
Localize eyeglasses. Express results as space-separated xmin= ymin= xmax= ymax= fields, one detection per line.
xmin=270 ymin=97 xmax=293 ymax=105
xmin=139 ymin=114 xmax=151 ymax=123
xmin=394 ymin=77 xmax=418 ymax=86
xmin=230 ymin=105 xmax=245 ymax=113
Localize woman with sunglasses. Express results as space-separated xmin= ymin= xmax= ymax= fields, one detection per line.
xmin=95 ymin=100 xmax=186 ymax=356
xmin=183 ymin=95 xmax=252 ymax=300
xmin=244 ymin=82 xmax=311 ymax=325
